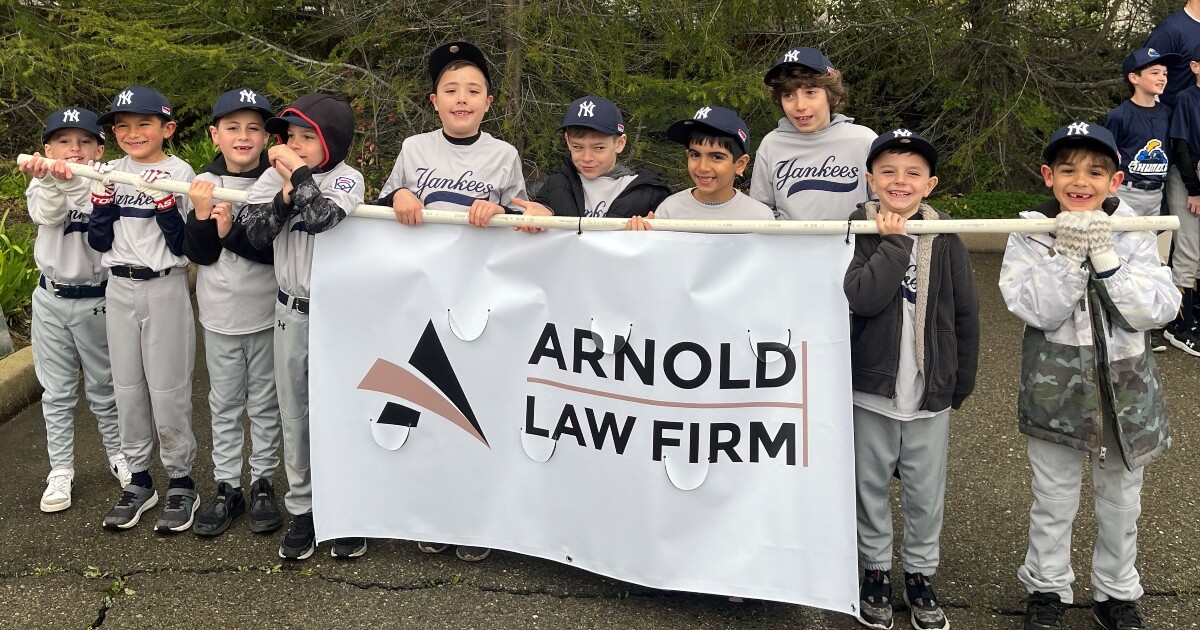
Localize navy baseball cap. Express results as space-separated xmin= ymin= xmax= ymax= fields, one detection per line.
xmin=1122 ymin=47 xmax=1181 ymax=76
xmin=1042 ymin=121 xmax=1121 ymax=166
xmin=211 ymin=88 xmax=273 ymax=124
xmin=764 ymin=46 xmax=835 ymax=84
xmin=264 ymin=114 xmax=314 ymax=136
xmin=42 ymin=107 xmax=105 ymax=144
xmin=867 ymin=129 xmax=938 ymax=176
xmin=97 ymin=86 xmax=173 ymax=125
xmin=428 ymin=41 xmax=491 ymax=92
xmin=560 ymin=96 xmax=625 ymax=135
xmin=666 ymin=106 xmax=751 ymax=155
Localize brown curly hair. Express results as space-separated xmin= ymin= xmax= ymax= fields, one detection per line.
xmin=768 ymin=66 xmax=847 ymax=115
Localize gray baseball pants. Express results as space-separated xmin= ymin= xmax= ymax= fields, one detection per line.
xmin=853 ymin=405 xmax=950 ymax=576
xmin=204 ymin=327 xmax=281 ymax=488
xmin=31 ymin=283 xmax=120 ymax=471
xmin=105 ymin=272 xmax=196 ymax=478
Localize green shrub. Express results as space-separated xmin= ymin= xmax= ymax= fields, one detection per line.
xmin=0 ymin=209 xmax=39 ymax=325
xmin=0 ymin=167 xmax=26 ymax=200
xmin=931 ymin=190 xmax=1050 ymax=220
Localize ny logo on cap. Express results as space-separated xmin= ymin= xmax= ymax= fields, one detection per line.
xmin=116 ymin=90 xmax=134 ymax=106
xmin=62 ymin=109 xmax=80 ymax=123
xmin=239 ymin=90 xmax=257 ymax=104
xmin=784 ymin=49 xmax=801 ymax=62
xmin=577 ymin=100 xmax=595 ymax=118
xmin=694 ymin=107 xmax=712 ymax=120
xmin=1067 ymin=122 xmax=1090 ymax=136
xmin=892 ymin=129 xmax=913 ymax=138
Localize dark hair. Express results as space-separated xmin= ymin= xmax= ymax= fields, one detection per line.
xmin=868 ymin=147 xmax=932 ymax=174
xmin=687 ymin=130 xmax=745 ymax=159
xmin=1127 ymin=62 xmax=1168 ymax=96
xmin=1047 ymin=144 xmax=1118 ymax=175
xmin=768 ymin=66 xmax=847 ymax=113
xmin=563 ymin=126 xmax=620 ymax=141
xmin=435 ymin=60 xmax=490 ymax=94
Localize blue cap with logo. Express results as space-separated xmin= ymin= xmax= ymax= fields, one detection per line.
xmin=211 ymin=88 xmax=273 ymax=124
xmin=1042 ymin=121 xmax=1121 ymax=166
xmin=764 ymin=46 xmax=835 ymax=84
xmin=867 ymin=129 xmax=938 ymax=176
xmin=42 ymin=107 xmax=105 ymax=144
xmin=666 ymin=106 xmax=751 ymax=155
xmin=1121 ymin=47 xmax=1181 ymax=76
xmin=97 ymin=86 xmax=173 ymax=125
xmin=560 ymin=96 xmax=625 ymax=135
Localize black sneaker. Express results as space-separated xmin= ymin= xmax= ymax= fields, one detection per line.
xmin=1149 ymin=329 xmax=1167 ymax=353
xmin=246 ymin=478 xmax=283 ymax=534
xmin=857 ymin=569 xmax=894 ymax=629
xmin=417 ymin=541 xmax=450 ymax=554
xmin=455 ymin=545 xmax=492 ymax=562
xmin=278 ymin=512 xmax=315 ymax=561
xmin=193 ymin=482 xmax=245 ymax=537
xmin=332 ymin=537 xmax=367 ymax=559
xmin=903 ymin=573 xmax=948 ymax=630
xmin=1165 ymin=327 xmax=1200 ymax=357
xmin=1024 ymin=591 xmax=1065 ymax=630
xmin=1093 ymin=598 xmax=1146 ymax=630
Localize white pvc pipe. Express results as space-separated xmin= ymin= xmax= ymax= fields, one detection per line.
xmin=18 ymin=154 xmax=1181 ymax=234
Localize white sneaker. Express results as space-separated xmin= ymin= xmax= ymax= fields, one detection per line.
xmin=108 ymin=453 xmax=132 ymax=487
xmin=40 ymin=469 xmax=74 ymax=513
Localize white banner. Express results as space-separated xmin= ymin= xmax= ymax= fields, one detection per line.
xmin=309 ymin=219 xmax=858 ymax=613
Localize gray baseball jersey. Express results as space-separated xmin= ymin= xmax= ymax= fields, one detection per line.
xmin=96 ymin=155 xmax=195 ymax=271
xmin=243 ymin=161 xmax=364 ymax=298
xmin=192 ymin=172 xmax=278 ymax=334
xmin=378 ymin=130 xmax=527 ymax=211
xmin=653 ymin=189 xmax=774 ymax=220
xmin=581 ymin=173 xmax=638 ymax=218
xmin=27 ymin=177 xmax=106 ymax=284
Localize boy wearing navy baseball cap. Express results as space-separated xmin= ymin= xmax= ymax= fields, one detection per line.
xmin=19 ymin=107 xmax=128 ymax=514
xmin=845 ymin=129 xmax=979 ymax=630
xmin=626 ymin=105 xmax=771 ymax=229
xmin=1000 ymin=122 xmax=1177 ymax=630
xmin=515 ymin=96 xmax=669 ymax=221
xmin=749 ymin=46 xmax=876 ymax=221
xmin=89 ymin=85 xmax=201 ymax=534
xmin=184 ymin=88 xmax=285 ymax=539
xmin=1164 ymin=44 xmax=1200 ymax=357
xmin=1104 ymin=48 xmax=1177 ymax=218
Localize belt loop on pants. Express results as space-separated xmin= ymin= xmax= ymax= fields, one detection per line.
xmin=40 ymin=275 xmax=107 ymax=299
xmin=277 ymin=289 xmax=310 ymax=315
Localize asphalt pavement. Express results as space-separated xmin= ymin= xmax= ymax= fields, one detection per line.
xmin=0 ymin=252 xmax=1197 ymax=629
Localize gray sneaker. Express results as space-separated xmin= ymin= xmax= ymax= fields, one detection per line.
xmin=153 ymin=487 xmax=199 ymax=533
xmin=102 ymin=485 xmax=158 ymax=530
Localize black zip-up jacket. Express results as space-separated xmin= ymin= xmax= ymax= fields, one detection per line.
xmin=532 ymin=159 xmax=670 ymax=218
xmin=843 ymin=203 xmax=980 ymax=411
xmin=183 ymin=152 xmax=273 ymax=265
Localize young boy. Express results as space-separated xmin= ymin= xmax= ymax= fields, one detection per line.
xmin=999 ymin=122 xmax=1177 ymax=630
xmin=515 ymin=96 xmax=669 ymax=219
xmin=378 ymin=41 xmax=526 ymax=233
xmin=376 ymin=41 xmax=526 ymax=562
xmin=88 ymin=86 xmax=199 ymax=533
xmin=1165 ymin=45 xmax=1200 ymax=356
xmin=19 ymin=107 xmax=128 ymax=513
xmin=240 ymin=93 xmax=365 ymax=561
xmin=843 ymin=130 xmax=979 ymax=630
xmin=750 ymin=46 xmax=876 ymax=220
xmin=1105 ymin=48 xmax=1177 ymax=218
xmin=627 ymin=105 xmax=772 ymax=228
xmin=184 ymin=88 xmax=283 ymax=538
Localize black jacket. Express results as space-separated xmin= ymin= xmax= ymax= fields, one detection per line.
xmin=183 ymin=153 xmax=274 ymax=266
xmin=843 ymin=203 xmax=980 ymax=411
xmin=533 ymin=159 xmax=670 ymax=218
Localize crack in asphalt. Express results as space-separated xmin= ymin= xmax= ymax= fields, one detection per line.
xmin=0 ymin=567 xmax=1189 ymax=627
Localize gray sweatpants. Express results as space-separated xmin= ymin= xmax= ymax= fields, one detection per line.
xmin=204 ymin=327 xmax=281 ymax=488
xmin=105 ymin=273 xmax=196 ymax=478
xmin=1115 ymin=185 xmax=1162 ymax=217
xmin=1018 ymin=435 xmax=1145 ymax=604
xmin=853 ymin=405 xmax=950 ymax=576
xmin=1166 ymin=165 xmax=1200 ymax=287
xmin=31 ymin=283 xmax=120 ymax=471
xmin=274 ymin=299 xmax=311 ymax=515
